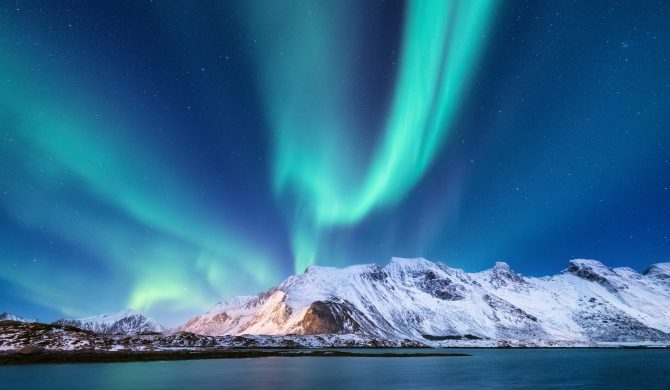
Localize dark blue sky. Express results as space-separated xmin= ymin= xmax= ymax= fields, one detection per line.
xmin=1 ymin=0 xmax=668 ymax=324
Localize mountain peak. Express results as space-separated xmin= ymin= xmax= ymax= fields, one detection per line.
xmin=493 ymin=261 xmax=511 ymax=271
xmin=565 ymin=259 xmax=613 ymax=276
xmin=385 ymin=257 xmax=446 ymax=281
xmin=118 ymin=308 xmax=140 ymax=317
xmin=564 ymin=259 xmax=623 ymax=292
xmin=387 ymin=257 xmax=440 ymax=271
xmin=478 ymin=261 xmax=527 ymax=289
xmin=304 ymin=264 xmax=326 ymax=273
xmin=644 ymin=263 xmax=670 ymax=283
xmin=0 ymin=312 xmax=35 ymax=323
xmin=568 ymin=259 xmax=608 ymax=269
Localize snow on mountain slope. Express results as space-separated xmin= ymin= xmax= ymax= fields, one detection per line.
xmin=181 ymin=257 xmax=670 ymax=344
xmin=0 ymin=312 xmax=36 ymax=323
xmin=644 ymin=263 xmax=670 ymax=285
xmin=54 ymin=309 xmax=164 ymax=335
xmin=472 ymin=259 xmax=670 ymax=342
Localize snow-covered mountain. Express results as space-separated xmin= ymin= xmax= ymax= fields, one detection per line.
xmin=644 ymin=263 xmax=670 ymax=285
xmin=0 ymin=312 xmax=36 ymax=323
xmin=54 ymin=309 xmax=164 ymax=335
xmin=181 ymin=257 xmax=670 ymax=344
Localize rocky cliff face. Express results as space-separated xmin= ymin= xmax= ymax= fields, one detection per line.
xmin=181 ymin=257 xmax=670 ymax=344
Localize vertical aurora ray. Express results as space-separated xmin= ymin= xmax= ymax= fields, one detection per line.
xmin=248 ymin=0 xmax=497 ymax=272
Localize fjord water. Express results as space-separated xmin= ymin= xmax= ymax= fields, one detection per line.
xmin=2 ymin=349 xmax=669 ymax=389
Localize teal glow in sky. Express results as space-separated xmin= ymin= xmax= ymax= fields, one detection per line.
xmin=250 ymin=0 xmax=496 ymax=272
xmin=1 ymin=1 xmax=669 ymax=325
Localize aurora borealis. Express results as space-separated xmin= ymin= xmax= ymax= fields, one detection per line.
xmin=1 ymin=1 xmax=669 ymax=325
xmin=251 ymin=0 xmax=497 ymax=272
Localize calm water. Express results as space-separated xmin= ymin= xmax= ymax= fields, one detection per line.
xmin=1 ymin=349 xmax=669 ymax=389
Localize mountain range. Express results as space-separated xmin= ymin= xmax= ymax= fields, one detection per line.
xmin=53 ymin=309 xmax=165 ymax=335
xmin=180 ymin=258 xmax=670 ymax=344
xmin=3 ymin=258 xmax=670 ymax=347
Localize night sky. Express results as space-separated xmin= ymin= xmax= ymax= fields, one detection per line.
xmin=1 ymin=0 xmax=669 ymax=325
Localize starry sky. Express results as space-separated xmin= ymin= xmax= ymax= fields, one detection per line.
xmin=1 ymin=0 xmax=669 ymax=325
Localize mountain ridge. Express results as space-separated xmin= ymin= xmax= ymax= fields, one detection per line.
xmin=53 ymin=309 xmax=164 ymax=335
xmin=181 ymin=257 xmax=670 ymax=344
xmin=0 ymin=312 xmax=36 ymax=323
xmin=4 ymin=257 xmax=669 ymax=345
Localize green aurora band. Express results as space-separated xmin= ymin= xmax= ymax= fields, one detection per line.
xmin=0 ymin=18 xmax=280 ymax=317
xmin=0 ymin=0 xmax=498 ymax=319
xmin=250 ymin=0 xmax=497 ymax=272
